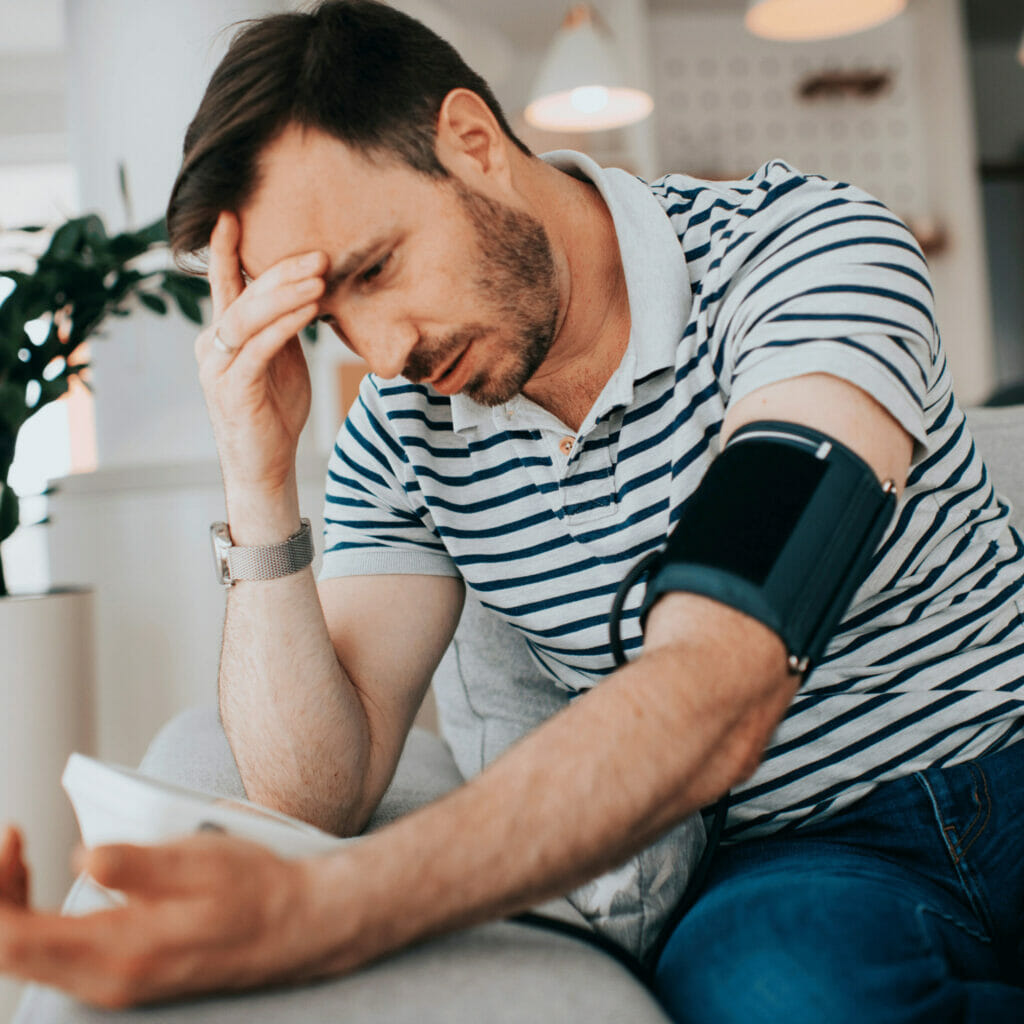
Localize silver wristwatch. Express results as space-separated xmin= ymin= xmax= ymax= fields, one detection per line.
xmin=210 ymin=518 xmax=314 ymax=586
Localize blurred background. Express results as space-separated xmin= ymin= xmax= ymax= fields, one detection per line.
xmin=0 ymin=0 xmax=1021 ymax=955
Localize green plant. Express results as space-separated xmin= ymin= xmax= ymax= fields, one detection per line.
xmin=0 ymin=214 xmax=208 ymax=597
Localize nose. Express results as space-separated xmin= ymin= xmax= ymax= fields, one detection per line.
xmin=369 ymin=326 xmax=419 ymax=380
xmin=329 ymin=304 xmax=419 ymax=380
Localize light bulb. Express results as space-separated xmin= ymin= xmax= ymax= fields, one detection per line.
xmin=570 ymin=86 xmax=610 ymax=114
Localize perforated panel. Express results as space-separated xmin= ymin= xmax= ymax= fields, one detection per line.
xmin=650 ymin=12 xmax=929 ymax=220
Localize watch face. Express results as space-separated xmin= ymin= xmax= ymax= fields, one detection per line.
xmin=210 ymin=522 xmax=233 ymax=585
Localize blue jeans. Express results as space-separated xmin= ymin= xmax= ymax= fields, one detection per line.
xmin=653 ymin=739 xmax=1024 ymax=1023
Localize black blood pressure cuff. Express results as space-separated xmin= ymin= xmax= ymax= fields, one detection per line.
xmin=640 ymin=421 xmax=897 ymax=674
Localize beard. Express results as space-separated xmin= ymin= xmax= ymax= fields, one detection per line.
xmin=401 ymin=180 xmax=560 ymax=406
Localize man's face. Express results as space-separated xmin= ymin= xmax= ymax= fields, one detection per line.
xmin=238 ymin=126 xmax=561 ymax=405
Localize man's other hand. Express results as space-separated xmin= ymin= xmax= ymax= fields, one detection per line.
xmin=0 ymin=829 xmax=335 ymax=1010
xmin=1 ymin=826 xmax=30 ymax=909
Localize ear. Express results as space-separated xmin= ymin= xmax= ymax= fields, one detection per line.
xmin=434 ymin=88 xmax=514 ymax=190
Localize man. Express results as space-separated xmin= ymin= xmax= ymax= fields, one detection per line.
xmin=2 ymin=1 xmax=1022 ymax=1019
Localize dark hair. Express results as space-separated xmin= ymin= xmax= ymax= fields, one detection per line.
xmin=166 ymin=0 xmax=530 ymax=263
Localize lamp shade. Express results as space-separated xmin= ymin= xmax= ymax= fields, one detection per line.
xmin=745 ymin=0 xmax=908 ymax=42
xmin=525 ymin=5 xmax=653 ymax=132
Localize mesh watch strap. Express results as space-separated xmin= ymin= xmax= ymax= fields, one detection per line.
xmin=211 ymin=518 xmax=314 ymax=586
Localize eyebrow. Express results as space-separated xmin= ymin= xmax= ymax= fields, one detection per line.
xmin=322 ymin=239 xmax=390 ymax=295
xmin=238 ymin=238 xmax=389 ymax=291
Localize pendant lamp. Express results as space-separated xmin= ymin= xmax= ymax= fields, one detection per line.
xmin=525 ymin=4 xmax=653 ymax=132
xmin=745 ymin=0 xmax=908 ymax=42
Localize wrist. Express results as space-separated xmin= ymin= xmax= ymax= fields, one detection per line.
xmin=222 ymin=477 xmax=301 ymax=545
xmin=298 ymin=847 xmax=383 ymax=975
xmin=309 ymin=817 xmax=468 ymax=973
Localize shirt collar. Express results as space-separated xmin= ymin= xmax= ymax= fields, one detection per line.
xmin=450 ymin=149 xmax=691 ymax=434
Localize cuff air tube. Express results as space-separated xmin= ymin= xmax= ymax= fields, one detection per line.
xmin=639 ymin=420 xmax=897 ymax=675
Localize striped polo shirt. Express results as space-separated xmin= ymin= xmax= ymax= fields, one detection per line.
xmin=321 ymin=150 xmax=1024 ymax=843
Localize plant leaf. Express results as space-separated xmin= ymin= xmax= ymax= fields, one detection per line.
xmin=0 ymin=426 xmax=16 ymax=473
xmin=118 ymin=162 xmax=133 ymax=225
xmin=135 ymin=218 xmax=168 ymax=246
xmin=81 ymin=213 xmax=108 ymax=246
xmin=0 ymin=483 xmax=19 ymax=545
xmin=43 ymin=217 xmax=87 ymax=261
xmin=34 ymin=375 xmax=70 ymax=414
xmin=138 ymin=292 xmax=168 ymax=315
xmin=170 ymin=290 xmax=203 ymax=324
xmin=162 ymin=271 xmax=209 ymax=299
xmin=0 ymin=383 xmax=27 ymax=436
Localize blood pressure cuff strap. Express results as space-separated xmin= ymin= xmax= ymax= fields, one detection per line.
xmin=640 ymin=420 xmax=897 ymax=673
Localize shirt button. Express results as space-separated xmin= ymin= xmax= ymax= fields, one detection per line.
xmin=559 ymin=436 xmax=574 ymax=456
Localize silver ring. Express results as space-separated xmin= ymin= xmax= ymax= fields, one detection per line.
xmin=212 ymin=328 xmax=238 ymax=355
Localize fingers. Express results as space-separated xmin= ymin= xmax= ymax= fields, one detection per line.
xmin=82 ymin=833 xmax=263 ymax=899
xmin=207 ymin=210 xmax=327 ymax=332
xmin=198 ymin=304 xmax=319 ymax=395
xmin=1 ymin=826 xmax=30 ymax=908
xmin=216 ymin=265 xmax=325 ymax=354
xmin=1 ymin=825 xmax=21 ymax=871
xmin=231 ymin=301 xmax=321 ymax=370
xmin=83 ymin=841 xmax=211 ymax=898
xmin=0 ymin=834 xmax=318 ymax=1009
xmin=201 ymin=225 xmax=326 ymax=372
xmin=0 ymin=901 xmax=162 ymax=1010
xmin=208 ymin=212 xmax=245 ymax=319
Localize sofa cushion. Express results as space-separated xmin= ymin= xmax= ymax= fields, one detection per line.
xmin=965 ymin=405 xmax=1024 ymax=534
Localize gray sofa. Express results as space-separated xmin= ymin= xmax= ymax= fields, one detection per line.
xmin=14 ymin=405 xmax=1024 ymax=1023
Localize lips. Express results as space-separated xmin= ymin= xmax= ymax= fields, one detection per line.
xmin=430 ymin=343 xmax=472 ymax=395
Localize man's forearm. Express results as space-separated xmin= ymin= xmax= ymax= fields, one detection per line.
xmin=219 ymin=568 xmax=376 ymax=835
xmin=304 ymin=598 xmax=796 ymax=970
xmin=216 ymin=485 xmax=375 ymax=835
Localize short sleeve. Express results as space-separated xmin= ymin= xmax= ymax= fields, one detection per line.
xmin=319 ymin=377 xmax=460 ymax=582
xmin=714 ymin=166 xmax=937 ymax=447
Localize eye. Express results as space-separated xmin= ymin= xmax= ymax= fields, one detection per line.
xmin=360 ymin=253 xmax=390 ymax=284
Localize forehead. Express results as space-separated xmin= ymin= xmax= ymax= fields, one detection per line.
xmin=237 ymin=125 xmax=438 ymax=278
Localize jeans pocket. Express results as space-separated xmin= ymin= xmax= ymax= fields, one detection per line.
xmin=916 ymin=762 xmax=996 ymax=937
xmin=942 ymin=762 xmax=993 ymax=862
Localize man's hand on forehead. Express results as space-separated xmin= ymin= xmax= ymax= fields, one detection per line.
xmin=207 ymin=212 xmax=328 ymax=348
xmin=191 ymin=212 xmax=327 ymax=505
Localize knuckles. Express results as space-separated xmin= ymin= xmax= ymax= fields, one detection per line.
xmin=195 ymin=327 xmax=220 ymax=372
xmin=0 ymin=931 xmax=28 ymax=972
xmin=90 ymin=953 xmax=154 ymax=1009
